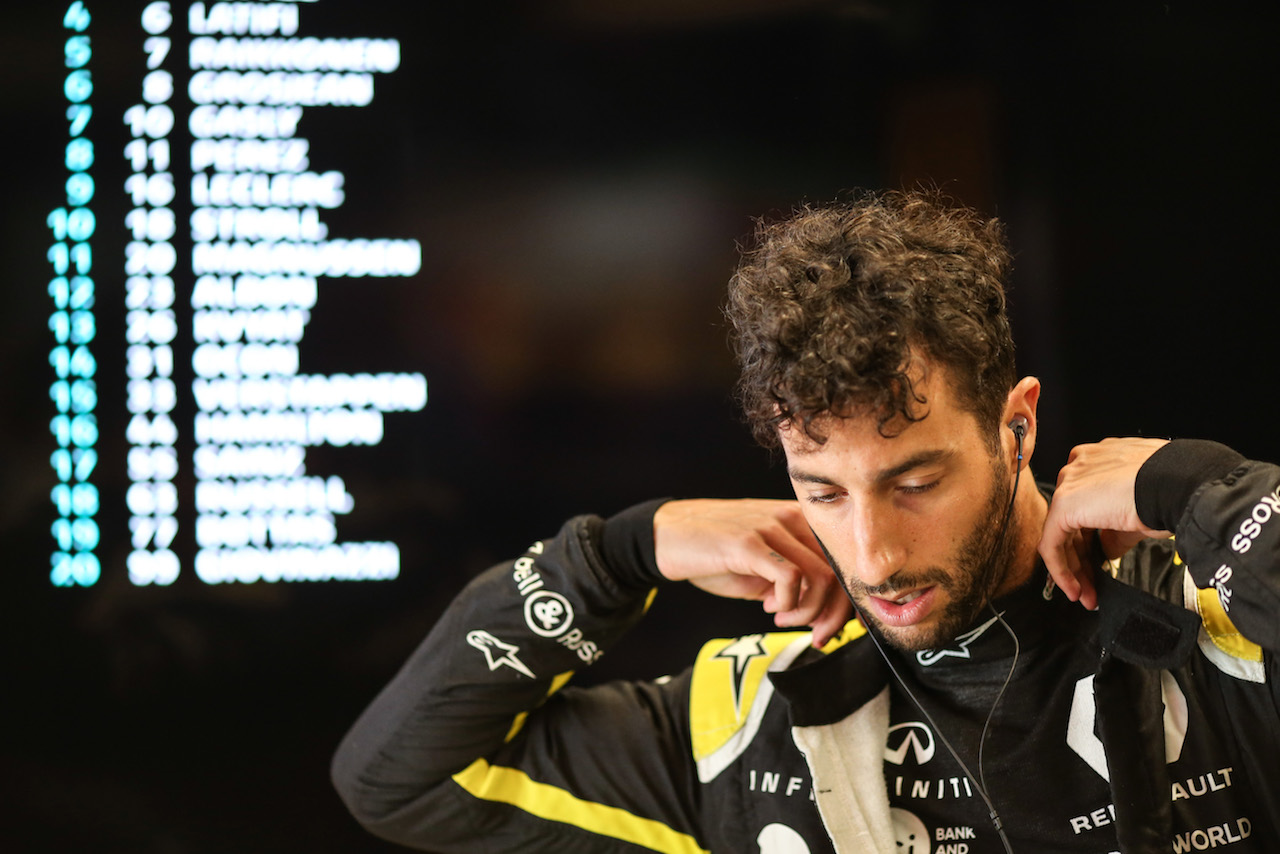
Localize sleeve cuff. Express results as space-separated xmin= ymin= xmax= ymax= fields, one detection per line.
xmin=598 ymin=498 xmax=671 ymax=591
xmin=1134 ymin=439 xmax=1245 ymax=531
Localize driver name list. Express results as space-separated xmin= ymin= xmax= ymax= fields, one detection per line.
xmin=117 ymin=1 xmax=423 ymax=588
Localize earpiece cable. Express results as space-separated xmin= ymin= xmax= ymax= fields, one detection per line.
xmin=976 ymin=429 xmax=1025 ymax=852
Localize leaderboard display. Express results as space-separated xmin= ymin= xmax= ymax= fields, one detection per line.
xmin=43 ymin=2 xmax=426 ymax=589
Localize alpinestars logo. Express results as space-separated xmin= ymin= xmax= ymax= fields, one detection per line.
xmin=467 ymin=630 xmax=535 ymax=678
xmin=884 ymin=722 xmax=936 ymax=766
xmin=916 ymin=611 xmax=1003 ymax=666
xmin=714 ymin=634 xmax=768 ymax=716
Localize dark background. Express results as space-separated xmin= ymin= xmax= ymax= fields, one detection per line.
xmin=1 ymin=1 xmax=1274 ymax=851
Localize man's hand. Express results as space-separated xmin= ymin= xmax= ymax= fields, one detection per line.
xmin=653 ymin=499 xmax=851 ymax=647
xmin=1039 ymin=437 xmax=1172 ymax=610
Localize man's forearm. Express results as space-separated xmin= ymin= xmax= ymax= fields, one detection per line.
xmin=330 ymin=501 xmax=668 ymax=842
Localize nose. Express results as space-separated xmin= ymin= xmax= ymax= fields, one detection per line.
xmin=842 ymin=499 xmax=907 ymax=590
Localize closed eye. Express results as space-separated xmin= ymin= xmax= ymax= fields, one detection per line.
xmin=897 ymin=480 xmax=940 ymax=496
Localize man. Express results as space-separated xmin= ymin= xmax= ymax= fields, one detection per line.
xmin=332 ymin=191 xmax=1279 ymax=852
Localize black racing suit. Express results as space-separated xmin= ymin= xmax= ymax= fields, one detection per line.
xmin=332 ymin=441 xmax=1280 ymax=853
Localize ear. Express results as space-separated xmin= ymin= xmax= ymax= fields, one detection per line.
xmin=1002 ymin=376 xmax=1041 ymax=470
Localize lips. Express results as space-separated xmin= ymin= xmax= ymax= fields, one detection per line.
xmin=865 ymin=585 xmax=937 ymax=627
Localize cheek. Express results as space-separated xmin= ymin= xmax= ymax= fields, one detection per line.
xmin=793 ymin=510 xmax=858 ymax=574
xmin=931 ymin=487 xmax=984 ymax=543
xmin=797 ymin=508 xmax=835 ymax=555
xmin=933 ymin=513 xmax=968 ymax=552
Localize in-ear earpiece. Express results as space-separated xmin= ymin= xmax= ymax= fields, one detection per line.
xmin=1008 ymin=416 xmax=1027 ymax=468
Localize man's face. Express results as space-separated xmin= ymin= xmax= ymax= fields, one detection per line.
xmin=780 ymin=367 xmax=1018 ymax=652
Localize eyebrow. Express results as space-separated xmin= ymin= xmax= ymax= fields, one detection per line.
xmin=788 ymin=448 xmax=956 ymax=487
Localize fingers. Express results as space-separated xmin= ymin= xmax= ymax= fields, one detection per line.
xmin=1038 ymin=520 xmax=1098 ymax=610
xmin=758 ymin=566 xmax=801 ymax=614
xmin=726 ymin=507 xmax=845 ymax=636
xmin=652 ymin=497 xmax=850 ymax=638
xmin=770 ymin=572 xmax=834 ymax=625
xmin=768 ymin=573 xmax=851 ymax=648
xmin=756 ymin=517 xmax=836 ymax=621
xmin=1041 ymin=437 xmax=1171 ymax=611
xmin=807 ymin=594 xmax=855 ymax=648
xmin=1070 ymin=529 xmax=1098 ymax=611
xmin=1038 ymin=523 xmax=1078 ymax=601
xmin=762 ymin=545 xmax=853 ymax=646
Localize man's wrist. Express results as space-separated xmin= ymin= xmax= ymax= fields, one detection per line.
xmin=599 ymin=498 xmax=671 ymax=591
xmin=1134 ymin=439 xmax=1245 ymax=531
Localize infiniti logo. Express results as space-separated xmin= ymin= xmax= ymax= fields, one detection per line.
xmin=884 ymin=722 xmax=936 ymax=766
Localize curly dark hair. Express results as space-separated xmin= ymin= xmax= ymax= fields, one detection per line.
xmin=726 ymin=189 xmax=1016 ymax=448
